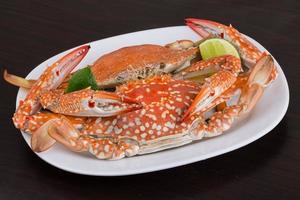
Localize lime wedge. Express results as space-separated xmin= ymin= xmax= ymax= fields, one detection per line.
xmin=199 ymin=38 xmax=240 ymax=60
xmin=65 ymin=66 xmax=98 ymax=93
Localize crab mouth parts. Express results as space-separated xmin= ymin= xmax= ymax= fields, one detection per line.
xmin=101 ymin=65 xmax=165 ymax=88
xmin=104 ymin=60 xmax=195 ymax=88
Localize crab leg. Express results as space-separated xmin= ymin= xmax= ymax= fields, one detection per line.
xmin=3 ymin=70 xmax=35 ymax=89
xmin=181 ymin=55 xmax=242 ymax=120
xmin=189 ymin=105 xmax=242 ymax=140
xmin=239 ymin=54 xmax=275 ymax=113
xmin=203 ymin=75 xmax=249 ymax=113
xmin=39 ymin=88 xmax=142 ymax=117
xmin=13 ymin=45 xmax=90 ymax=130
xmin=34 ymin=116 xmax=140 ymax=159
xmin=23 ymin=112 xmax=87 ymax=152
xmin=188 ymin=54 xmax=275 ymax=139
xmin=182 ymin=70 xmax=238 ymax=121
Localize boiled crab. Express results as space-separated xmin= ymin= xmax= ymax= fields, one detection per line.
xmin=5 ymin=19 xmax=277 ymax=160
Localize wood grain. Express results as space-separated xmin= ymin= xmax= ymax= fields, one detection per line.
xmin=0 ymin=0 xmax=299 ymax=199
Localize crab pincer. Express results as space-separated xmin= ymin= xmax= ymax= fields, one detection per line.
xmin=185 ymin=18 xmax=262 ymax=67
xmin=185 ymin=18 xmax=278 ymax=83
xmin=13 ymin=45 xmax=90 ymax=130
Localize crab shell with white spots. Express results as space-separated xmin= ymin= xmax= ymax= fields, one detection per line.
xmin=77 ymin=75 xmax=199 ymax=158
xmin=64 ymin=74 xmax=238 ymax=160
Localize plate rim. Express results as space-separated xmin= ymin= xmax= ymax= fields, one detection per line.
xmin=16 ymin=25 xmax=290 ymax=176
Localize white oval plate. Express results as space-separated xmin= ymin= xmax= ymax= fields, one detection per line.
xmin=17 ymin=26 xmax=289 ymax=176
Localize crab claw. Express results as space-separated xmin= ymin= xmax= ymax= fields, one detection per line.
xmin=182 ymin=70 xmax=237 ymax=121
xmin=186 ymin=18 xmax=263 ymax=68
xmin=43 ymin=116 xmax=140 ymax=159
xmin=13 ymin=45 xmax=90 ymax=130
xmin=37 ymin=45 xmax=91 ymax=91
xmin=185 ymin=18 xmax=225 ymax=39
xmin=40 ymin=88 xmax=141 ymax=117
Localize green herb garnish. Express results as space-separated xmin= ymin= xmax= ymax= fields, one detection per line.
xmin=65 ymin=66 xmax=98 ymax=93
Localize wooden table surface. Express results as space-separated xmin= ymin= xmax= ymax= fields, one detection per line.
xmin=1 ymin=0 xmax=299 ymax=199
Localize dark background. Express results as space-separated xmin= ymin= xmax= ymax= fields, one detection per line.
xmin=0 ymin=0 xmax=299 ymax=199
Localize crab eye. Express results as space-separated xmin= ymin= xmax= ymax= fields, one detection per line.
xmin=159 ymin=63 xmax=165 ymax=69
xmin=88 ymin=101 xmax=95 ymax=108
xmin=220 ymin=32 xmax=224 ymax=39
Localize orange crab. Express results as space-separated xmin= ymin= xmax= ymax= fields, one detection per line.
xmin=5 ymin=19 xmax=277 ymax=160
